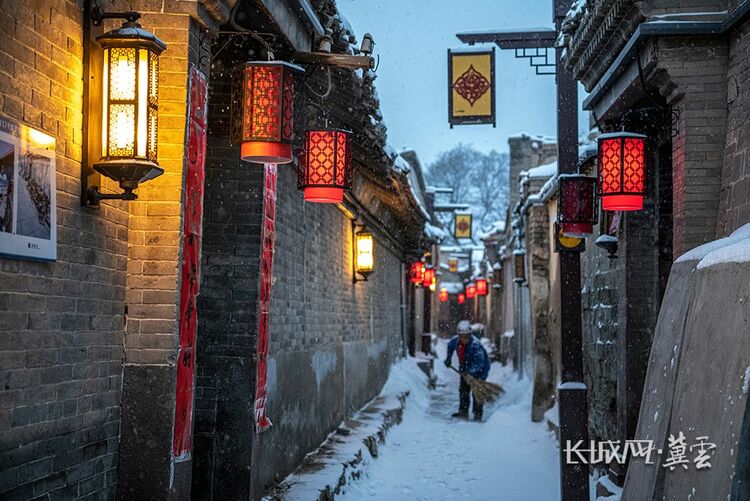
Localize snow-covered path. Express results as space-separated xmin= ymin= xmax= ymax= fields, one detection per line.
xmin=338 ymin=339 xmax=561 ymax=501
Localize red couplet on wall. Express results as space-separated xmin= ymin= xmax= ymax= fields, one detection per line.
xmin=598 ymin=132 xmax=646 ymax=211
xmin=237 ymin=62 xmax=301 ymax=164
xmin=297 ymin=129 xmax=353 ymax=203
xmin=476 ymin=278 xmax=488 ymax=296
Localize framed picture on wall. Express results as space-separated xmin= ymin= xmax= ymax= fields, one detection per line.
xmin=0 ymin=117 xmax=57 ymax=261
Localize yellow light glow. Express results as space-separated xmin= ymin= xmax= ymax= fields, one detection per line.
xmin=102 ymin=49 xmax=109 ymax=158
xmin=109 ymin=104 xmax=135 ymax=155
xmin=110 ymin=48 xmax=136 ymax=100
xmin=137 ymin=49 xmax=148 ymax=157
xmin=355 ymin=232 xmax=374 ymax=274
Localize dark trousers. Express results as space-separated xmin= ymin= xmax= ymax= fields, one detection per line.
xmin=459 ymin=377 xmax=483 ymax=417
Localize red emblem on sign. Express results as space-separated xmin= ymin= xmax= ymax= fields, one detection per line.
xmin=453 ymin=65 xmax=490 ymax=105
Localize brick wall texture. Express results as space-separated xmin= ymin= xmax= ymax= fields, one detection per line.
xmin=0 ymin=2 xmax=125 ymax=499
xmin=719 ymin=20 xmax=750 ymax=236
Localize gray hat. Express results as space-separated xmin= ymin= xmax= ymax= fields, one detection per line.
xmin=457 ymin=320 xmax=472 ymax=335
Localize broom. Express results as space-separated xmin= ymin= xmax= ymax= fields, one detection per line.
xmin=449 ymin=366 xmax=504 ymax=405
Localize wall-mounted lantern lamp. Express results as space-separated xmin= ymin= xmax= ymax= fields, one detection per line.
xmin=466 ymin=283 xmax=477 ymax=299
xmin=353 ymin=226 xmax=374 ymax=283
xmin=513 ymin=249 xmax=526 ymax=284
xmin=558 ymin=174 xmax=598 ymax=237
xmin=492 ymin=262 xmax=502 ymax=284
xmin=410 ymin=261 xmax=425 ymax=285
xmin=476 ymin=278 xmax=488 ymax=296
xmin=439 ymin=288 xmax=449 ymax=302
xmin=297 ymin=129 xmax=352 ymax=203
xmin=84 ymin=9 xmax=166 ymax=205
xmin=457 ymin=293 xmax=466 ymax=305
xmin=233 ymin=61 xmax=302 ymax=164
xmin=598 ymin=132 xmax=646 ymax=211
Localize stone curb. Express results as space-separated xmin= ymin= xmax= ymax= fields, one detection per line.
xmin=263 ymin=391 xmax=410 ymax=501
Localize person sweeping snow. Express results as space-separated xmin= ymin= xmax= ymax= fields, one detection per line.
xmin=444 ymin=320 xmax=493 ymax=421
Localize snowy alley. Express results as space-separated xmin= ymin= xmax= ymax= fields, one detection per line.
xmin=275 ymin=338 xmax=565 ymax=501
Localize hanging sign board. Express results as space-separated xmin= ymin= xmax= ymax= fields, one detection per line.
xmin=448 ymin=48 xmax=496 ymax=127
xmin=0 ymin=118 xmax=57 ymax=261
xmin=454 ymin=212 xmax=473 ymax=239
xmin=448 ymin=258 xmax=458 ymax=273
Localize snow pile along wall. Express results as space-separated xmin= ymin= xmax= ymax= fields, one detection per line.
xmin=622 ymin=224 xmax=750 ymax=500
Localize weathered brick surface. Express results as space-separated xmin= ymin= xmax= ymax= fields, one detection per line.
xmin=0 ymin=1 xmax=125 ymax=499
xmin=718 ymin=20 xmax=750 ymax=236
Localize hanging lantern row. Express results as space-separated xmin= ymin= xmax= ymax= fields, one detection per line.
xmin=235 ymin=61 xmax=355 ymax=204
xmin=439 ymin=288 xmax=449 ymax=302
xmin=466 ymin=283 xmax=477 ymax=299
xmin=558 ymin=174 xmax=598 ymax=238
xmin=597 ymin=132 xmax=646 ymax=212
xmin=457 ymin=293 xmax=466 ymax=305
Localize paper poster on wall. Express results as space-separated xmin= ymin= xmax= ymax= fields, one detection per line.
xmin=0 ymin=118 xmax=57 ymax=261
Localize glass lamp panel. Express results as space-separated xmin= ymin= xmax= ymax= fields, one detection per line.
xmin=101 ymin=48 xmax=109 ymax=158
xmin=356 ymin=234 xmax=374 ymax=273
xmin=108 ymin=104 xmax=135 ymax=157
xmin=109 ymin=47 xmax=137 ymax=101
xmin=137 ymin=49 xmax=148 ymax=158
xmin=148 ymin=51 xmax=158 ymax=105
xmin=147 ymin=106 xmax=157 ymax=161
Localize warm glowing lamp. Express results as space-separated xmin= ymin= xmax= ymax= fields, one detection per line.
xmin=91 ymin=21 xmax=166 ymax=203
xmin=235 ymin=61 xmax=301 ymax=164
xmin=354 ymin=229 xmax=374 ymax=282
xmin=457 ymin=293 xmax=466 ymax=305
xmin=298 ymin=129 xmax=353 ymax=203
xmin=598 ymin=132 xmax=646 ymax=211
xmin=476 ymin=278 xmax=488 ymax=296
xmin=466 ymin=283 xmax=477 ymax=299
xmin=410 ymin=262 xmax=425 ymax=285
xmin=439 ymin=288 xmax=449 ymax=302
xmin=422 ymin=267 xmax=436 ymax=288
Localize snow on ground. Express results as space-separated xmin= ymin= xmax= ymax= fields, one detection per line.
xmin=337 ymin=339 xmax=561 ymax=501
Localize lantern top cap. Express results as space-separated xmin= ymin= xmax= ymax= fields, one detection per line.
xmin=97 ymin=22 xmax=166 ymax=53
xmin=307 ymin=128 xmax=353 ymax=135
xmin=244 ymin=60 xmax=305 ymax=73
xmin=597 ymin=132 xmax=647 ymax=140
xmin=558 ymin=173 xmax=596 ymax=180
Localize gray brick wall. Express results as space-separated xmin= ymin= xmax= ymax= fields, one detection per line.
xmin=0 ymin=1 xmax=125 ymax=499
xmin=718 ymin=19 xmax=750 ymax=236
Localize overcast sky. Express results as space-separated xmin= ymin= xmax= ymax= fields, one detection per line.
xmin=340 ymin=0 xmax=588 ymax=168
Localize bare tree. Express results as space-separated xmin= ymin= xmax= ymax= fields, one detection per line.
xmin=427 ymin=144 xmax=509 ymax=229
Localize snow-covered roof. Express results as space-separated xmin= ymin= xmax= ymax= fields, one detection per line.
xmin=476 ymin=220 xmax=506 ymax=240
xmin=508 ymin=131 xmax=556 ymax=143
xmin=676 ymin=223 xmax=750 ymax=269
xmin=523 ymin=161 xmax=557 ymax=179
xmin=424 ymin=222 xmax=448 ymax=243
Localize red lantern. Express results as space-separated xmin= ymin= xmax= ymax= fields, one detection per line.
xmin=476 ymin=278 xmax=488 ymax=296
xmin=466 ymin=283 xmax=477 ymax=299
xmin=559 ymin=174 xmax=598 ymax=237
xmin=457 ymin=293 xmax=466 ymax=305
xmin=235 ymin=61 xmax=301 ymax=164
xmin=598 ymin=132 xmax=646 ymax=211
xmin=298 ymin=129 xmax=353 ymax=203
xmin=439 ymin=288 xmax=449 ymax=302
xmin=422 ymin=267 xmax=436 ymax=288
xmin=410 ymin=262 xmax=425 ymax=285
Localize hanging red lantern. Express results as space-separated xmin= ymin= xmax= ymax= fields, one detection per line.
xmin=558 ymin=174 xmax=598 ymax=237
xmin=439 ymin=288 xmax=449 ymax=302
xmin=410 ymin=262 xmax=425 ymax=285
xmin=457 ymin=293 xmax=466 ymax=305
xmin=476 ymin=278 xmax=488 ymax=296
xmin=297 ymin=129 xmax=353 ymax=203
xmin=466 ymin=283 xmax=477 ymax=299
xmin=598 ymin=132 xmax=646 ymax=211
xmin=234 ymin=61 xmax=301 ymax=164
xmin=422 ymin=267 xmax=436 ymax=288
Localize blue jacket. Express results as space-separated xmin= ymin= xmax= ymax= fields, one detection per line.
xmin=445 ymin=335 xmax=490 ymax=380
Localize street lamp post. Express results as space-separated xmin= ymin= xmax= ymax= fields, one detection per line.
xmin=456 ymin=1 xmax=590 ymax=498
